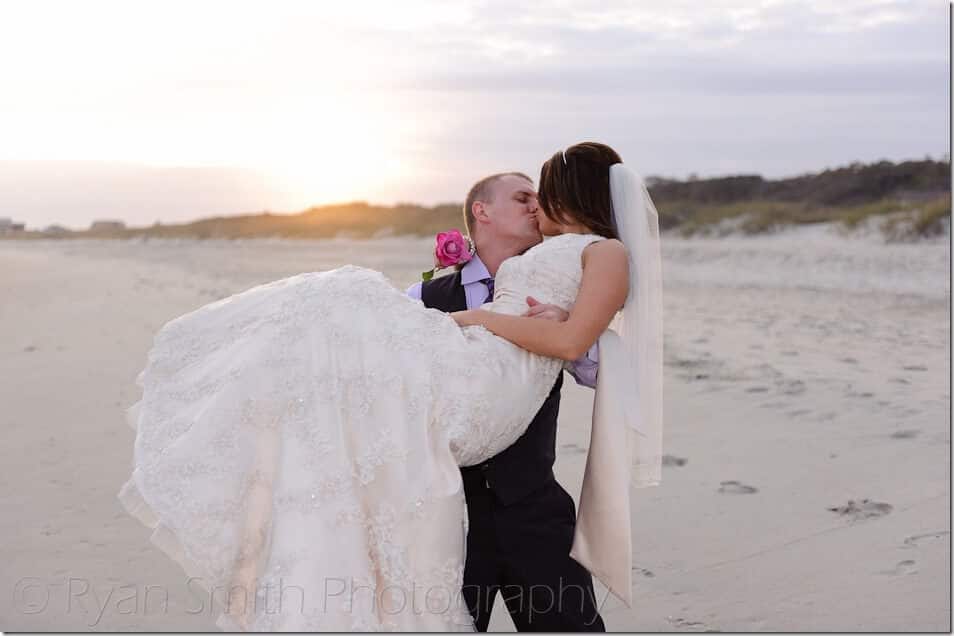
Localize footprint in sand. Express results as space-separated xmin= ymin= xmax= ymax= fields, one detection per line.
xmin=787 ymin=408 xmax=812 ymax=417
xmin=902 ymin=365 xmax=928 ymax=372
xmin=666 ymin=616 xmax=707 ymax=630
xmin=662 ymin=454 xmax=688 ymax=467
xmin=878 ymin=559 xmax=918 ymax=576
xmin=23 ymin=345 xmax=37 ymax=352
xmin=718 ymin=480 xmax=758 ymax=495
xmin=632 ymin=566 xmax=655 ymax=577
xmin=780 ymin=380 xmax=807 ymax=396
xmin=839 ymin=357 xmax=858 ymax=364
xmin=745 ymin=386 xmax=770 ymax=393
xmin=890 ymin=429 xmax=920 ymax=439
xmin=889 ymin=377 xmax=911 ymax=384
xmin=827 ymin=498 xmax=893 ymax=522
xmin=903 ymin=530 xmax=950 ymax=548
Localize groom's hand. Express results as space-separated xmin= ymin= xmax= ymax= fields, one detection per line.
xmin=523 ymin=296 xmax=569 ymax=322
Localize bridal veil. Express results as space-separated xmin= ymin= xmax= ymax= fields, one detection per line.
xmin=570 ymin=163 xmax=664 ymax=607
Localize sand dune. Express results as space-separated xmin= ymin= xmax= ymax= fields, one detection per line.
xmin=0 ymin=227 xmax=948 ymax=631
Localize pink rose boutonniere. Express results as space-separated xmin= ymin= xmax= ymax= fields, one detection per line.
xmin=422 ymin=229 xmax=474 ymax=281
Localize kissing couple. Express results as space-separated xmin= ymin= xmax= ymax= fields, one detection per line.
xmin=119 ymin=141 xmax=664 ymax=631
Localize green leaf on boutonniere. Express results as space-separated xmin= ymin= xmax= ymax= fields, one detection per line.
xmin=422 ymin=269 xmax=435 ymax=281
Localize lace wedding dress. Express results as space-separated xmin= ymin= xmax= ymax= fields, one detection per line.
xmin=118 ymin=232 xmax=605 ymax=631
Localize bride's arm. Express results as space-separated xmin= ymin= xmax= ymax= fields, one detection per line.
xmin=452 ymin=239 xmax=629 ymax=361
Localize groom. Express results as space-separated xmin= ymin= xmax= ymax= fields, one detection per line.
xmin=407 ymin=172 xmax=606 ymax=631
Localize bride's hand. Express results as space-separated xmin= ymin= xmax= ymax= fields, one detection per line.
xmin=451 ymin=309 xmax=485 ymax=327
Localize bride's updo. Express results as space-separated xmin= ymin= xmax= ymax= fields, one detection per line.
xmin=537 ymin=141 xmax=623 ymax=240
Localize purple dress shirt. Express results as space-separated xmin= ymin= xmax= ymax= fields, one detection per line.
xmin=406 ymin=254 xmax=600 ymax=388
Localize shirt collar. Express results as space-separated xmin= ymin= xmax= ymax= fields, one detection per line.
xmin=460 ymin=253 xmax=491 ymax=285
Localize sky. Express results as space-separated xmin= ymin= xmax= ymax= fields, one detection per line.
xmin=0 ymin=0 xmax=949 ymax=229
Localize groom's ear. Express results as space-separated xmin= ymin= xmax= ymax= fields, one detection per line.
xmin=472 ymin=201 xmax=490 ymax=225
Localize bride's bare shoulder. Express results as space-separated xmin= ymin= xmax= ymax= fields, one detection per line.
xmin=582 ymin=236 xmax=628 ymax=265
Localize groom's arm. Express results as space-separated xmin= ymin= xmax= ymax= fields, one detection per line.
xmin=411 ymin=282 xmax=599 ymax=385
xmin=568 ymin=345 xmax=600 ymax=389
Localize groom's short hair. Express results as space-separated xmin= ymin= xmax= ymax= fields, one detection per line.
xmin=464 ymin=172 xmax=533 ymax=237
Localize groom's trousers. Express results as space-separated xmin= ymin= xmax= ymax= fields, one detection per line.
xmin=460 ymin=469 xmax=607 ymax=632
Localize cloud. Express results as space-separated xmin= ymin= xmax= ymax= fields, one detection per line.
xmin=0 ymin=0 xmax=947 ymax=227
xmin=390 ymin=59 xmax=948 ymax=97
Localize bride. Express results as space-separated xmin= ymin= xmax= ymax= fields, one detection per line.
xmin=118 ymin=141 xmax=663 ymax=631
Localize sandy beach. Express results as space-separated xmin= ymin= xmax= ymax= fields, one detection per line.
xmin=0 ymin=229 xmax=949 ymax=631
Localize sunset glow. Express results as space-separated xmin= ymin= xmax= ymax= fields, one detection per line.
xmin=0 ymin=0 xmax=946 ymax=228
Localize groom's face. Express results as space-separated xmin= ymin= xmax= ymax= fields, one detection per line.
xmin=484 ymin=175 xmax=542 ymax=251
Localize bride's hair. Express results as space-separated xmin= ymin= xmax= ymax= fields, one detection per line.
xmin=537 ymin=141 xmax=623 ymax=239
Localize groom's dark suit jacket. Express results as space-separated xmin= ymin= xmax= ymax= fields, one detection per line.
xmin=420 ymin=270 xmax=563 ymax=506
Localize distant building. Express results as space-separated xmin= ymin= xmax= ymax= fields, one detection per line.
xmin=44 ymin=224 xmax=70 ymax=236
xmin=0 ymin=218 xmax=24 ymax=234
xmin=89 ymin=220 xmax=126 ymax=232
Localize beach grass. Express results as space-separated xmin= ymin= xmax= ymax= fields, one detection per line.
xmin=659 ymin=195 xmax=951 ymax=239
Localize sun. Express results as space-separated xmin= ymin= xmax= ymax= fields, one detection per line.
xmin=245 ymin=96 xmax=411 ymax=208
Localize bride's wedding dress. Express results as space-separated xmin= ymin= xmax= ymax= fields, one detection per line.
xmin=119 ymin=232 xmax=606 ymax=631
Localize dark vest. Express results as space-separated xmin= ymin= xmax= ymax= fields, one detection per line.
xmin=421 ymin=270 xmax=563 ymax=506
